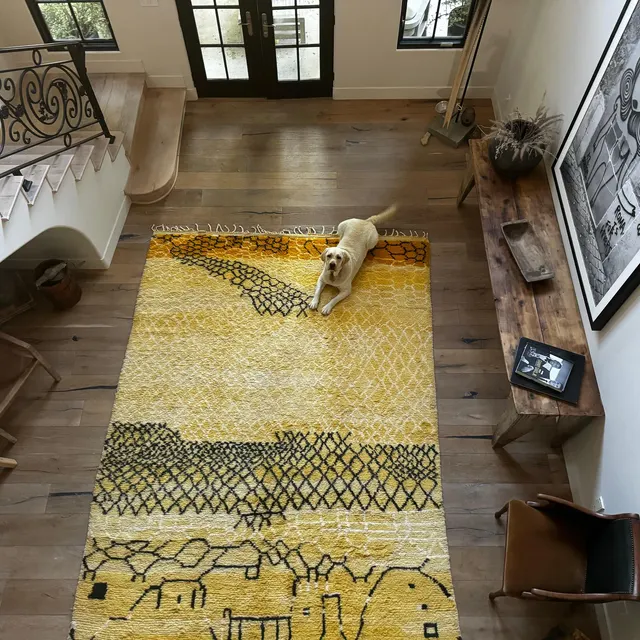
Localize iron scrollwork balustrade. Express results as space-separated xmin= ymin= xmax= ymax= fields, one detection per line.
xmin=0 ymin=42 xmax=114 ymax=180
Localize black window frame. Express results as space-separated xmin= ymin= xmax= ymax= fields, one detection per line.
xmin=397 ymin=0 xmax=478 ymax=50
xmin=25 ymin=0 xmax=119 ymax=52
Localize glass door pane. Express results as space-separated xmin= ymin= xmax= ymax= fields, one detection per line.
xmin=177 ymin=0 xmax=262 ymax=96
xmin=270 ymin=2 xmax=320 ymax=82
xmin=193 ymin=3 xmax=249 ymax=80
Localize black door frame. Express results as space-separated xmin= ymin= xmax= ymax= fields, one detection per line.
xmin=175 ymin=0 xmax=334 ymax=99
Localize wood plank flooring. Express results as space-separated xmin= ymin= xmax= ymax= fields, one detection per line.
xmin=0 ymin=99 xmax=600 ymax=640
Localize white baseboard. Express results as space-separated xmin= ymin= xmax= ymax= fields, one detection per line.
xmin=332 ymin=86 xmax=494 ymax=100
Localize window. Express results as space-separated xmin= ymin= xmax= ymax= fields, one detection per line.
xmin=398 ymin=0 xmax=476 ymax=49
xmin=26 ymin=0 xmax=118 ymax=51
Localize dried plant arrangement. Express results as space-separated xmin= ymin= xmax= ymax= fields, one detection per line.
xmin=486 ymin=103 xmax=563 ymax=160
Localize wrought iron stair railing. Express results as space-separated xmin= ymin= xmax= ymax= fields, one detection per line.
xmin=0 ymin=41 xmax=114 ymax=181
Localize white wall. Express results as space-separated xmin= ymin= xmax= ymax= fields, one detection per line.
xmin=0 ymin=0 xmax=195 ymax=92
xmin=494 ymin=2 xmax=640 ymax=638
xmin=2 ymin=0 xmax=519 ymax=100
xmin=333 ymin=0 xmax=520 ymax=99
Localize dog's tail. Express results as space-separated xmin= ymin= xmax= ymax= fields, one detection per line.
xmin=367 ymin=204 xmax=397 ymax=227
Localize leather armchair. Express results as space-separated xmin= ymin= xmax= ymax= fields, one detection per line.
xmin=490 ymin=494 xmax=640 ymax=603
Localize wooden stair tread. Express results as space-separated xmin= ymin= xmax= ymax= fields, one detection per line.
xmin=0 ymin=146 xmax=64 ymax=166
xmin=88 ymin=73 xmax=146 ymax=157
xmin=71 ymin=134 xmax=108 ymax=172
xmin=70 ymin=144 xmax=94 ymax=181
xmin=21 ymin=164 xmax=50 ymax=205
xmin=125 ymin=88 xmax=186 ymax=204
xmin=107 ymin=131 xmax=125 ymax=162
xmin=0 ymin=163 xmax=49 ymax=205
xmin=46 ymin=154 xmax=74 ymax=192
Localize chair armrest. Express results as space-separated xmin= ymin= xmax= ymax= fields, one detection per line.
xmin=534 ymin=494 xmax=640 ymax=521
xmin=531 ymin=588 xmax=636 ymax=602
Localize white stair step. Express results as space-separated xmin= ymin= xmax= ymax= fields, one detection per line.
xmin=70 ymin=144 xmax=94 ymax=181
xmin=46 ymin=154 xmax=74 ymax=192
xmin=0 ymin=176 xmax=24 ymax=221
xmin=89 ymin=137 xmax=109 ymax=172
xmin=21 ymin=164 xmax=50 ymax=205
xmin=0 ymin=164 xmax=50 ymax=206
xmin=107 ymin=132 xmax=125 ymax=162
xmin=70 ymin=134 xmax=109 ymax=172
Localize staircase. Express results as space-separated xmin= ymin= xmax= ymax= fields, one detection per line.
xmin=0 ymin=45 xmax=186 ymax=269
xmin=0 ymin=135 xmax=129 ymax=268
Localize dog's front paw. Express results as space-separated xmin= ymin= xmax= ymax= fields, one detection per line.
xmin=309 ymin=298 xmax=319 ymax=311
xmin=321 ymin=304 xmax=333 ymax=316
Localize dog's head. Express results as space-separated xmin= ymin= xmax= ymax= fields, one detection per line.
xmin=321 ymin=247 xmax=349 ymax=276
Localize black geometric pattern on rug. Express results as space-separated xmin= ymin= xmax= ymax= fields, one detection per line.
xmin=81 ymin=537 xmax=452 ymax=638
xmin=159 ymin=234 xmax=309 ymax=317
xmin=94 ymin=423 xmax=440 ymax=529
xmin=162 ymin=233 xmax=293 ymax=255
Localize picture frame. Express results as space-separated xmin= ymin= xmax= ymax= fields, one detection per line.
xmin=553 ymin=0 xmax=640 ymax=330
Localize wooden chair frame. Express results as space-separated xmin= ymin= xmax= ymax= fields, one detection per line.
xmin=0 ymin=330 xmax=61 ymax=469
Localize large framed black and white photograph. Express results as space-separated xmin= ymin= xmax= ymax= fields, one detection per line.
xmin=554 ymin=0 xmax=640 ymax=330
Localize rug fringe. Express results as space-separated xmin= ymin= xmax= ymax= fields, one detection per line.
xmin=150 ymin=223 xmax=429 ymax=239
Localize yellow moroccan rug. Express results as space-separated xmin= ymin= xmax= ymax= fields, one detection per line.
xmin=71 ymin=232 xmax=460 ymax=640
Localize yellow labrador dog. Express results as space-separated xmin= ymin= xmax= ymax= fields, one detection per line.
xmin=309 ymin=205 xmax=397 ymax=315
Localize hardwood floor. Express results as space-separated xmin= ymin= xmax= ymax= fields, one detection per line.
xmin=0 ymin=99 xmax=599 ymax=639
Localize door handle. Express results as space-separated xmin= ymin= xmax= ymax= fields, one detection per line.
xmin=261 ymin=13 xmax=274 ymax=38
xmin=241 ymin=11 xmax=253 ymax=37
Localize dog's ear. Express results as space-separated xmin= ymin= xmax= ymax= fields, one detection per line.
xmin=342 ymin=251 xmax=350 ymax=264
xmin=320 ymin=248 xmax=328 ymax=262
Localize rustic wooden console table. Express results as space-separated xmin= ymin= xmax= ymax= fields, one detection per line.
xmin=458 ymin=139 xmax=604 ymax=448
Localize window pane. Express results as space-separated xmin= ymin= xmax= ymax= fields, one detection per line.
xmin=190 ymin=0 xmax=213 ymax=4
xmin=202 ymin=47 xmax=226 ymax=79
xmin=273 ymin=9 xmax=297 ymax=45
xmin=299 ymin=47 xmax=320 ymax=80
xmin=446 ymin=0 xmax=471 ymax=37
xmin=215 ymin=0 xmax=240 ymax=4
xmin=217 ymin=9 xmax=244 ymax=44
xmin=298 ymin=8 xmax=319 ymax=44
xmin=194 ymin=9 xmax=220 ymax=44
xmin=297 ymin=0 xmax=319 ymax=5
xmin=225 ymin=47 xmax=248 ymax=80
xmin=276 ymin=48 xmax=298 ymax=81
xmin=70 ymin=2 xmax=113 ymax=40
xmin=272 ymin=0 xmax=294 ymax=6
xmin=402 ymin=0 xmax=432 ymax=38
xmin=402 ymin=0 xmax=471 ymax=41
xmin=38 ymin=3 xmax=80 ymax=40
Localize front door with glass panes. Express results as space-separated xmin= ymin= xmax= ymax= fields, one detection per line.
xmin=175 ymin=0 xmax=334 ymax=98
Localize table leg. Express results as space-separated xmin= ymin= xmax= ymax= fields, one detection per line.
xmin=552 ymin=415 xmax=593 ymax=447
xmin=492 ymin=394 xmax=557 ymax=448
xmin=457 ymin=153 xmax=476 ymax=207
